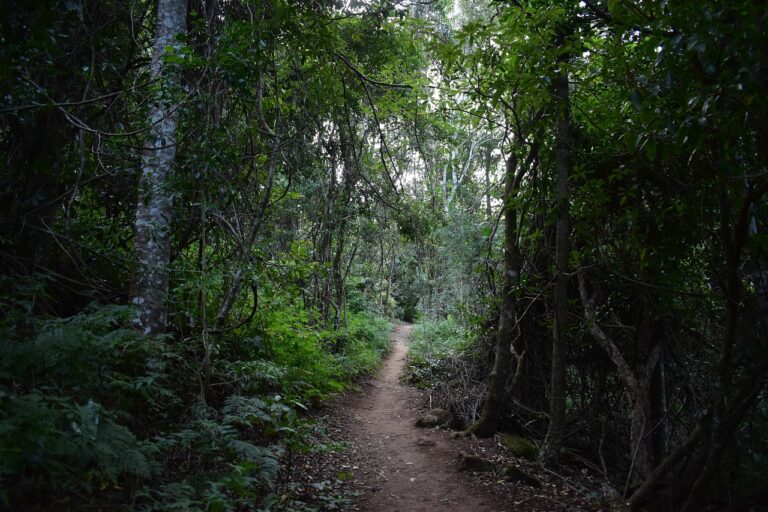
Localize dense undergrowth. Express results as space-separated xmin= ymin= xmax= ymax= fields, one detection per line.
xmin=2 ymin=0 xmax=768 ymax=508
xmin=406 ymin=319 xmax=768 ymax=505
xmin=0 ymin=297 xmax=390 ymax=511
xmin=404 ymin=318 xmax=493 ymax=427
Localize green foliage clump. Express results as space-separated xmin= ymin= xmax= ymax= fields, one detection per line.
xmin=259 ymin=306 xmax=345 ymax=400
xmin=0 ymin=306 xmax=160 ymax=507
xmin=404 ymin=318 xmax=471 ymax=387
xmin=244 ymin=307 xmax=391 ymax=402
xmin=0 ymin=303 xmax=390 ymax=510
xmin=330 ymin=314 xmax=391 ymax=380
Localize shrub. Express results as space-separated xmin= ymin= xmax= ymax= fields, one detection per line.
xmin=0 ymin=298 xmax=391 ymax=510
xmin=404 ymin=317 xmax=471 ymax=386
xmin=0 ymin=306 xmax=158 ymax=507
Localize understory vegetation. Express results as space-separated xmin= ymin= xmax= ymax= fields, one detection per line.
xmin=404 ymin=318 xmax=491 ymax=424
xmin=2 ymin=0 xmax=768 ymax=510
xmin=1 ymin=296 xmax=389 ymax=510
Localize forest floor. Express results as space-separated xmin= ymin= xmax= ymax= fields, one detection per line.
xmin=281 ymin=324 xmax=612 ymax=511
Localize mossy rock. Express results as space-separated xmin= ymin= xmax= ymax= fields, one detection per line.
xmin=500 ymin=434 xmax=539 ymax=460
xmin=457 ymin=451 xmax=496 ymax=472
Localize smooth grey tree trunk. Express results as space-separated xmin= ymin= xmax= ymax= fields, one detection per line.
xmin=132 ymin=0 xmax=187 ymax=335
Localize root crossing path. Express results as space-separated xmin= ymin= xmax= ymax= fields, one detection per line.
xmin=341 ymin=323 xmax=504 ymax=512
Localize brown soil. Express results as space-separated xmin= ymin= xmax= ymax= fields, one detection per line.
xmin=340 ymin=323 xmax=505 ymax=512
xmin=284 ymin=323 xmax=610 ymax=511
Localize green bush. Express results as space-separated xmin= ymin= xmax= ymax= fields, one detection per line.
xmin=260 ymin=306 xmax=345 ymax=400
xmin=334 ymin=314 xmax=391 ymax=379
xmin=0 ymin=297 xmax=391 ymax=510
xmin=240 ymin=306 xmax=391 ymax=402
xmin=0 ymin=306 xmax=160 ymax=507
xmin=404 ymin=318 xmax=471 ymax=387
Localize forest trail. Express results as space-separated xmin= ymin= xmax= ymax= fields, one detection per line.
xmin=339 ymin=324 xmax=504 ymax=512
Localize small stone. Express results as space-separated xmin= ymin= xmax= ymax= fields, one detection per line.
xmin=417 ymin=436 xmax=436 ymax=446
xmin=415 ymin=408 xmax=454 ymax=428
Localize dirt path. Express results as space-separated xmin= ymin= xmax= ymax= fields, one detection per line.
xmin=340 ymin=323 xmax=505 ymax=512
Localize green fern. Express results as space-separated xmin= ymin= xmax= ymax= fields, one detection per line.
xmin=97 ymin=420 xmax=150 ymax=479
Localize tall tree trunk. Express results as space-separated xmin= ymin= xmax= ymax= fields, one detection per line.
xmin=385 ymin=243 xmax=395 ymax=314
xmin=317 ymin=146 xmax=338 ymax=325
xmin=468 ymin=150 xmax=530 ymax=437
xmin=484 ymin=145 xmax=493 ymax=222
xmin=331 ymin=115 xmax=358 ymax=330
xmin=441 ymin=153 xmax=451 ymax=213
xmin=650 ymin=349 xmax=670 ymax=464
xmin=6 ymin=111 xmax=65 ymax=277
xmin=679 ymin=177 xmax=743 ymax=512
xmin=540 ymin=57 xmax=571 ymax=464
xmin=132 ymin=0 xmax=187 ymax=335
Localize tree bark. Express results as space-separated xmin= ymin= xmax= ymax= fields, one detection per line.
xmin=650 ymin=351 xmax=669 ymax=463
xmin=132 ymin=0 xmax=187 ymax=335
xmin=484 ymin=145 xmax=493 ymax=222
xmin=331 ymin=114 xmax=358 ymax=330
xmin=679 ymin=177 xmax=744 ymax=512
xmin=468 ymin=150 xmax=529 ymax=437
xmin=540 ymin=59 xmax=571 ymax=465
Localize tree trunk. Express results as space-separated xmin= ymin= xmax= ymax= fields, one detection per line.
xmin=315 ymin=140 xmax=339 ymax=325
xmin=540 ymin=60 xmax=571 ymax=465
xmin=484 ymin=145 xmax=493 ymax=222
xmin=679 ymin=177 xmax=743 ymax=512
xmin=650 ymin=351 xmax=670 ymax=463
xmin=331 ymin=115 xmax=358 ymax=330
xmin=385 ymin=244 xmax=395 ymax=314
xmin=132 ymin=0 xmax=187 ymax=335
xmin=577 ymin=273 xmax=657 ymax=485
xmin=6 ymin=110 xmax=66 ymax=278
xmin=468 ymin=152 xmax=527 ymax=437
